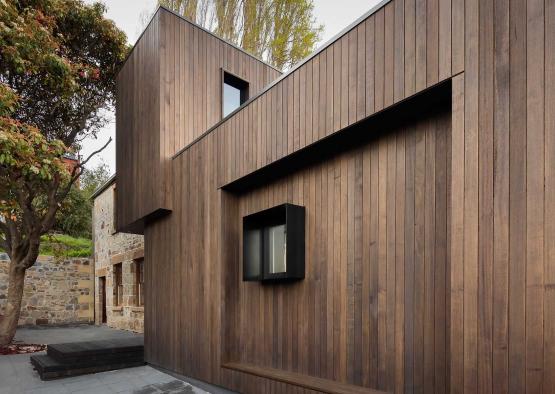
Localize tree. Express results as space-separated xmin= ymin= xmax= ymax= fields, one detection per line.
xmin=159 ymin=0 xmax=323 ymax=70
xmin=54 ymin=162 xmax=111 ymax=238
xmin=79 ymin=161 xmax=112 ymax=197
xmin=0 ymin=0 xmax=128 ymax=345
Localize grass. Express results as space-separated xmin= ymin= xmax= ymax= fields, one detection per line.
xmin=1 ymin=234 xmax=92 ymax=258
xmin=39 ymin=234 xmax=92 ymax=258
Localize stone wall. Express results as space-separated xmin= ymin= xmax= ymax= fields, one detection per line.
xmin=0 ymin=254 xmax=94 ymax=326
xmin=93 ymin=180 xmax=145 ymax=332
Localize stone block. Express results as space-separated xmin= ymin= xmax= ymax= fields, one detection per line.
xmin=78 ymin=262 xmax=93 ymax=273
xmin=78 ymin=280 xmax=92 ymax=288
xmin=78 ymin=294 xmax=94 ymax=303
xmin=95 ymin=267 xmax=107 ymax=277
xmin=0 ymin=257 xmax=95 ymax=328
xmin=78 ymin=309 xmax=93 ymax=318
xmin=110 ymin=253 xmax=125 ymax=264
xmin=130 ymin=248 xmax=144 ymax=260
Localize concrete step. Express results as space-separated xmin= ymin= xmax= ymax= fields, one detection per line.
xmin=30 ymin=336 xmax=145 ymax=380
xmin=46 ymin=336 xmax=143 ymax=363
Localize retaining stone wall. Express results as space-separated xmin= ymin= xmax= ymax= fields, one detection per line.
xmin=0 ymin=254 xmax=94 ymax=326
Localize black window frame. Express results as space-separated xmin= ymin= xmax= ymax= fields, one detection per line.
xmin=221 ymin=69 xmax=249 ymax=118
xmin=242 ymin=203 xmax=305 ymax=282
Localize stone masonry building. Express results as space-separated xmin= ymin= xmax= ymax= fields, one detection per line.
xmin=0 ymin=254 xmax=94 ymax=326
xmin=92 ymin=176 xmax=144 ymax=332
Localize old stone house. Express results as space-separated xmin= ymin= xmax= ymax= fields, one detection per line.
xmin=91 ymin=176 xmax=144 ymax=332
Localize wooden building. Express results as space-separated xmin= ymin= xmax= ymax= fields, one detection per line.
xmin=115 ymin=2 xmax=555 ymax=393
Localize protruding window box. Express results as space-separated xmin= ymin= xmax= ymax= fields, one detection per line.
xmin=243 ymin=204 xmax=305 ymax=282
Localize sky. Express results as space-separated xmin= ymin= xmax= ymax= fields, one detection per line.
xmin=81 ymin=0 xmax=382 ymax=175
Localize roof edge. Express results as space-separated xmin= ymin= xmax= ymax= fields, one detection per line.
xmin=172 ymin=0 xmax=392 ymax=160
xmin=159 ymin=6 xmax=282 ymax=73
xmin=90 ymin=174 xmax=116 ymax=200
xmin=119 ymin=5 xmax=282 ymax=76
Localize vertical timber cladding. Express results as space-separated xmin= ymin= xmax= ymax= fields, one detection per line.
xmin=116 ymin=8 xmax=281 ymax=232
xmin=115 ymin=11 xmax=161 ymax=231
xmin=225 ymin=102 xmax=451 ymax=393
xmin=128 ymin=0 xmax=555 ymax=393
xmin=147 ymin=84 xmax=452 ymax=393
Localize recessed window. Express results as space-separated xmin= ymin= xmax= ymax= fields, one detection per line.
xmin=243 ymin=204 xmax=305 ymax=282
xmin=113 ymin=263 xmax=123 ymax=306
xmin=223 ymin=71 xmax=249 ymax=117
xmin=112 ymin=184 xmax=117 ymax=234
xmin=135 ymin=259 xmax=144 ymax=307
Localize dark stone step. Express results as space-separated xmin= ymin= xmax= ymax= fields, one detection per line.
xmin=31 ymin=354 xmax=145 ymax=380
xmin=30 ymin=337 xmax=145 ymax=380
xmin=46 ymin=336 xmax=143 ymax=361
xmin=47 ymin=349 xmax=143 ymax=365
xmin=47 ymin=346 xmax=143 ymax=364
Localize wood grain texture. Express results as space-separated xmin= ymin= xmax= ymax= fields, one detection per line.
xmin=148 ymin=98 xmax=451 ymax=393
xmin=116 ymin=1 xmax=555 ymax=392
xmin=116 ymin=8 xmax=280 ymax=231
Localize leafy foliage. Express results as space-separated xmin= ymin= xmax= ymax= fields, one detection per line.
xmin=79 ymin=161 xmax=112 ymax=196
xmin=1 ymin=0 xmax=129 ymax=145
xmin=158 ymin=0 xmax=323 ymax=70
xmin=0 ymin=0 xmax=127 ymax=269
xmin=54 ymin=162 xmax=111 ymax=238
xmin=0 ymin=0 xmax=127 ymax=345
xmin=0 ymin=100 xmax=70 ymax=224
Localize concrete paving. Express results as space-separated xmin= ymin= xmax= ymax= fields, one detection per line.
xmin=13 ymin=324 xmax=141 ymax=345
xmin=1 ymin=325 xmax=210 ymax=394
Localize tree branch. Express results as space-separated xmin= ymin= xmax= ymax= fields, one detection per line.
xmin=0 ymin=220 xmax=8 ymax=236
xmin=39 ymin=137 xmax=112 ymax=235
xmin=0 ymin=221 xmax=9 ymax=253
xmin=76 ymin=137 xmax=112 ymax=174
xmin=5 ymin=217 xmax=19 ymax=249
xmin=0 ymin=238 xmax=7 ymax=252
xmin=14 ymin=184 xmax=38 ymax=235
xmin=39 ymin=175 xmax=62 ymax=235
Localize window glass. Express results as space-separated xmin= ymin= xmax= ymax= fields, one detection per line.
xmin=267 ymin=224 xmax=287 ymax=274
xmin=223 ymin=82 xmax=242 ymax=117
xmin=244 ymin=229 xmax=261 ymax=279
xmin=242 ymin=204 xmax=305 ymax=282
xmin=223 ymin=72 xmax=248 ymax=117
xmin=135 ymin=259 xmax=144 ymax=307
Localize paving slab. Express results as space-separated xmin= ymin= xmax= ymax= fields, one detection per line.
xmin=1 ymin=326 xmax=209 ymax=394
xmin=0 ymin=353 xmax=209 ymax=394
xmin=13 ymin=325 xmax=140 ymax=345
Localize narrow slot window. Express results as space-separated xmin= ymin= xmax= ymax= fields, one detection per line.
xmin=113 ymin=263 xmax=123 ymax=306
xmin=112 ymin=184 xmax=117 ymax=234
xmin=135 ymin=259 xmax=144 ymax=307
xmin=223 ymin=71 xmax=249 ymax=117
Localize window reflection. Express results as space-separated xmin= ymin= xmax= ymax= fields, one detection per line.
xmin=267 ymin=224 xmax=287 ymax=274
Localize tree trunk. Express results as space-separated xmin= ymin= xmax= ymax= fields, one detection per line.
xmin=0 ymin=264 xmax=26 ymax=346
